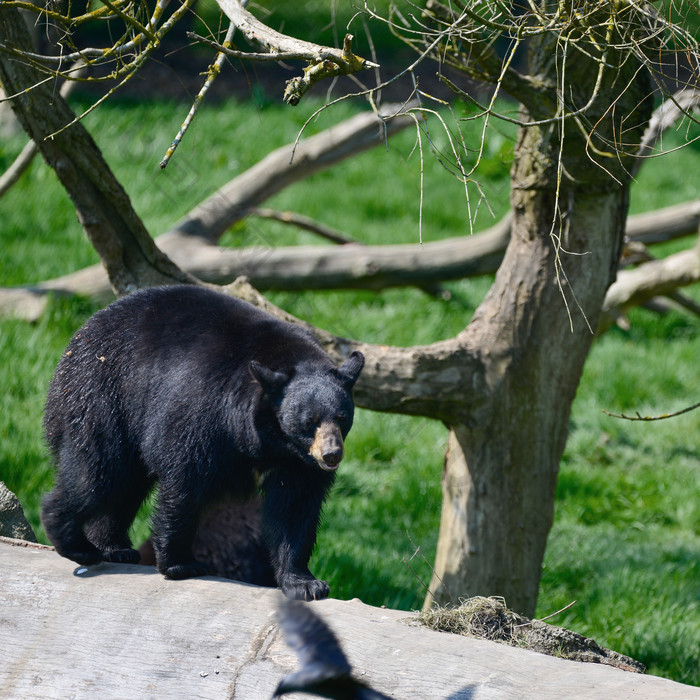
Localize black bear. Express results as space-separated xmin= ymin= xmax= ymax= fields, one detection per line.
xmin=42 ymin=285 xmax=364 ymax=601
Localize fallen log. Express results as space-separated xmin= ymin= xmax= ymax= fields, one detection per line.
xmin=0 ymin=540 xmax=697 ymax=700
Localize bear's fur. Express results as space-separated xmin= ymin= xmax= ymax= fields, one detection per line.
xmin=42 ymin=285 xmax=364 ymax=601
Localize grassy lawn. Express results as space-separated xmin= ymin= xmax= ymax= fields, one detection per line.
xmin=0 ymin=93 xmax=698 ymax=685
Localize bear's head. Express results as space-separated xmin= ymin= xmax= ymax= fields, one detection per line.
xmin=250 ymin=351 xmax=364 ymax=471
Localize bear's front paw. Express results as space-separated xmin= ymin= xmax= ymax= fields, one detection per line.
xmin=280 ymin=576 xmax=330 ymax=601
xmin=160 ymin=560 xmax=211 ymax=580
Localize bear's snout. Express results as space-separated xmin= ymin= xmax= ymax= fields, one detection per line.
xmin=310 ymin=422 xmax=344 ymax=471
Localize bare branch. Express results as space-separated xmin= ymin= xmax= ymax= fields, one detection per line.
xmin=0 ymin=61 xmax=85 ymax=197
xmin=626 ymin=200 xmax=700 ymax=245
xmin=421 ymin=0 xmax=555 ymax=118
xmin=600 ymin=246 xmax=700 ymax=331
xmin=248 ymin=208 xmax=360 ymax=245
xmin=166 ymin=102 xmax=415 ymax=242
xmin=0 ymin=138 xmax=35 ymax=197
xmin=0 ymin=6 xmax=196 ymax=296
xmin=160 ymin=23 xmax=236 ymax=170
xmin=602 ymin=402 xmax=700 ymax=421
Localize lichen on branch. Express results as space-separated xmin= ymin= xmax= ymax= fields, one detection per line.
xmin=282 ymin=33 xmax=377 ymax=106
xmin=213 ymin=0 xmax=378 ymax=104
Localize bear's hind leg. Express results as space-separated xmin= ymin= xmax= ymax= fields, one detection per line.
xmin=84 ymin=474 xmax=151 ymax=564
xmin=42 ymin=484 xmax=102 ymax=566
xmin=150 ymin=487 xmax=210 ymax=580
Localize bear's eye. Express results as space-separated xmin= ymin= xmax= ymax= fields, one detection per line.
xmin=304 ymin=415 xmax=319 ymax=431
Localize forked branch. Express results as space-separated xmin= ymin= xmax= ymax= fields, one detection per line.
xmin=213 ymin=0 xmax=378 ymax=104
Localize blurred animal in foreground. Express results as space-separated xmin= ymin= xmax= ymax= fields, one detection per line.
xmin=274 ymin=598 xmax=392 ymax=699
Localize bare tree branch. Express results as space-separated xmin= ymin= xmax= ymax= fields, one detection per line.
xmin=419 ymin=0 xmax=555 ymax=119
xmin=248 ymin=208 xmax=360 ymax=245
xmin=0 ymin=137 xmax=36 ymax=196
xmin=0 ymin=6 xmax=196 ymax=296
xmin=632 ymin=88 xmax=700 ymax=178
xmin=3 ymin=196 xmax=700 ymax=321
xmin=599 ymin=245 xmax=700 ymax=331
xmin=602 ymin=401 xmax=700 ymax=421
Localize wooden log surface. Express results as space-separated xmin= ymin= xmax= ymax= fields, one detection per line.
xmin=0 ymin=540 xmax=697 ymax=700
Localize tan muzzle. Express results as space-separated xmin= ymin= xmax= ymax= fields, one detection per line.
xmin=309 ymin=422 xmax=345 ymax=471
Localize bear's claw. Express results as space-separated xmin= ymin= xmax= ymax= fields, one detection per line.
xmin=282 ymin=577 xmax=330 ymax=601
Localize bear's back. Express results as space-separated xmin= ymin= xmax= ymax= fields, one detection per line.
xmin=112 ymin=285 xmax=326 ymax=370
xmin=53 ymin=285 xmax=328 ymax=379
xmin=45 ymin=286 xmax=334 ymax=450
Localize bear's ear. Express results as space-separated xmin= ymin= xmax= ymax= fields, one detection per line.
xmin=337 ymin=351 xmax=364 ymax=387
xmin=249 ymin=361 xmax=289 ymax=400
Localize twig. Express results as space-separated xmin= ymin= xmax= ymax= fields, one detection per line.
xmin=160 ymin=22 xmax=236 ymax=169
xmin=514 ymin=600 xmax=577 ymax=627
xmin=404 ymin=530 xmax=455 ymax=606
xmin=247 ymin=208 xmax=361 ymax=245
xmin=602 ymin=402 xmax=700 ymax=421
xmin=633 ymin=88 xmax=700 ymax=178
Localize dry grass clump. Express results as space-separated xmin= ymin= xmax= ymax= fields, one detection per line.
xmin=418 ymin=596 xmax=521 ymax=644
xmin=416 ymin=596 xmax=646 ymax=673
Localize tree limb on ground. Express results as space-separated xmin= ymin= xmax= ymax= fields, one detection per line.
xmin=2 ymin=199 xmax=697 ymax=323
xmin=166 ymin=101 xmax=415 ymax=242
xmin=599 ymin=245 xmax=700 ymax=331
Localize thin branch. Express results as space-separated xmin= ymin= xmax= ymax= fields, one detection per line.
xmin=602 ymin=402 xmax=700 ymax=421
xmin=514 ymin=600 xmax=578 ymax=628
xmin=632 ymin=88 xmax=700 ymax=177
xmin=167 ymin=102 xmax=416 ymax=242
xmin=248 ymin=208 xmax=361 ymax=245
xmin=0 ymin=138 xmax=36 ymax=197
xmin=160 ymin=21 xmax=237 ymax=170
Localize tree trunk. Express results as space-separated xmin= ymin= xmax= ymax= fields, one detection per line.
xmin=425 ymin=26 xmax=653 ymax=616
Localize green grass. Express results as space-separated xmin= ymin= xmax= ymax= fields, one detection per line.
xmin=0 ymin=94 xmax=698 ymax=686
